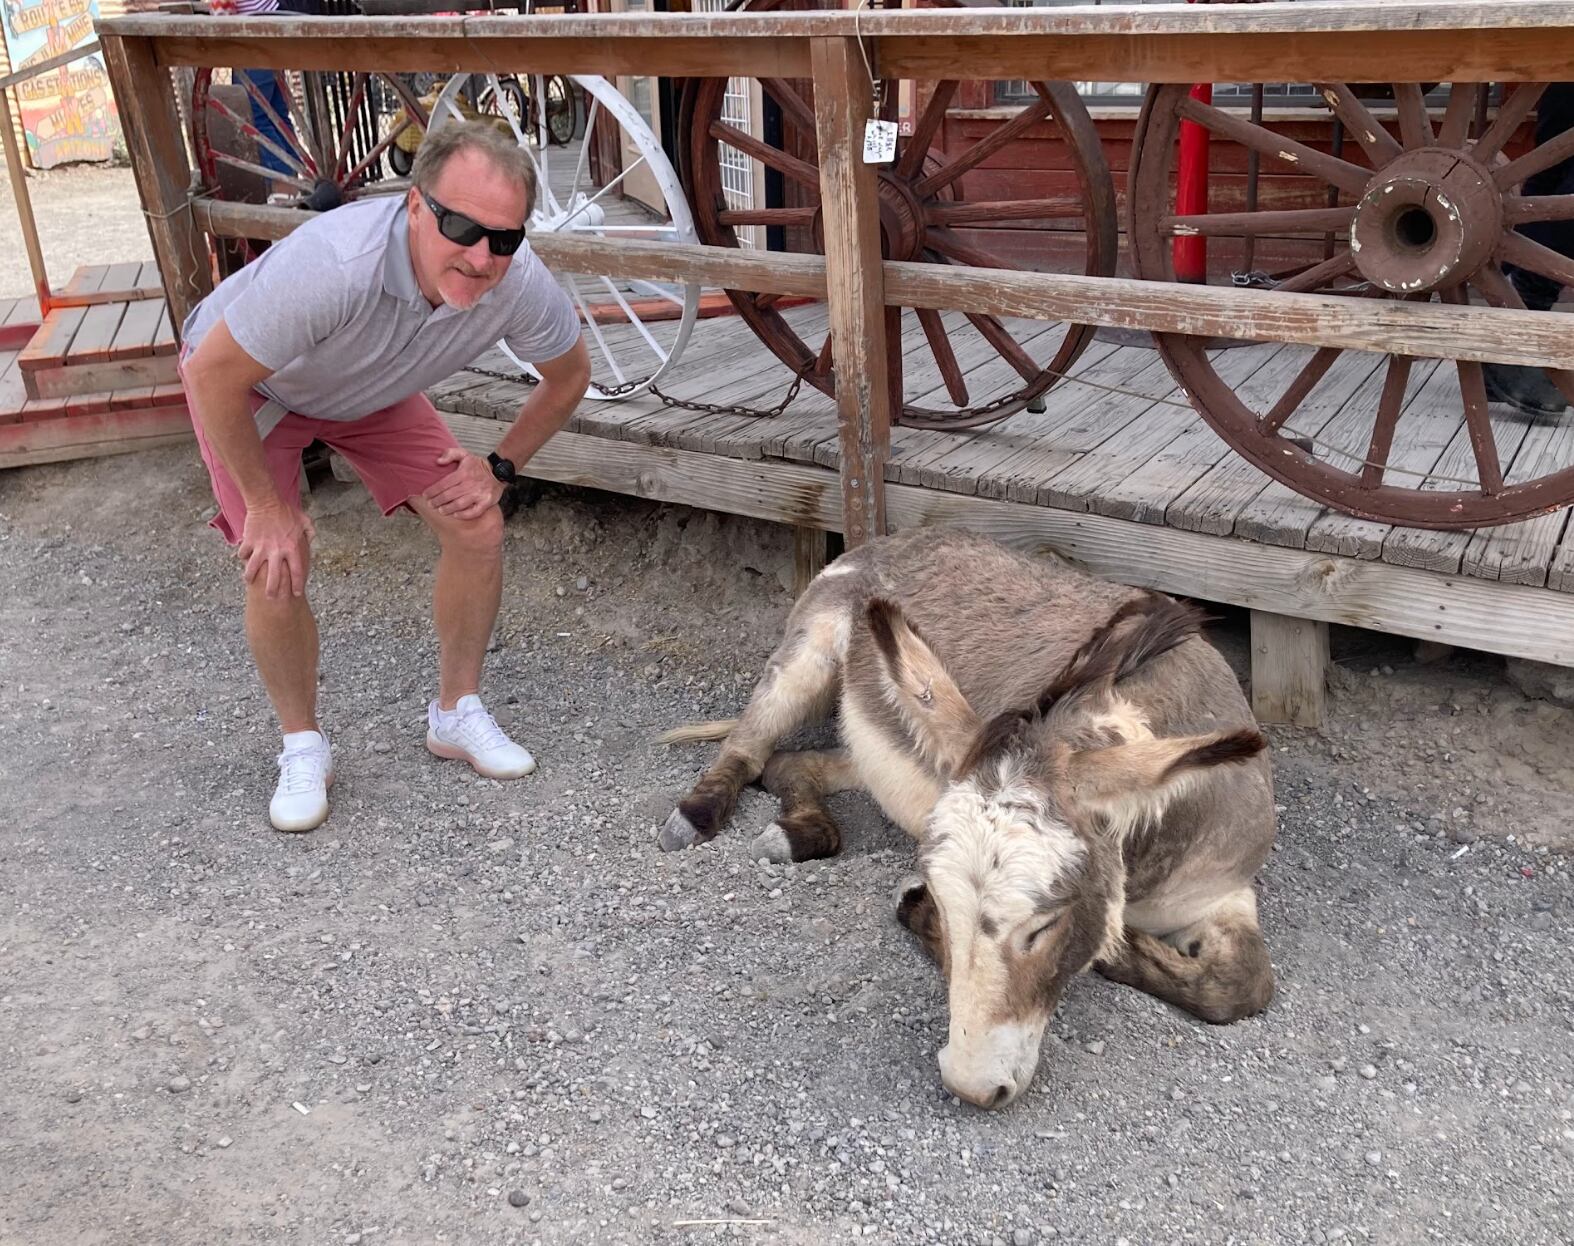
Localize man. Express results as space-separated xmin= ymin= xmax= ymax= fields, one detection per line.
xmin=180 ymin=120 xmax=592 ymax=833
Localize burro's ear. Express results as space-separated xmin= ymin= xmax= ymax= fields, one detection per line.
xmin=1065 ymin=728 xmax=1267 ymax=831
xmin=865 ymin=598 xmax=981 ymax=779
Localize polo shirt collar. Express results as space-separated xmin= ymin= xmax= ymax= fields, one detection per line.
xmin=384 ymin=202 xmax=425 ymax=306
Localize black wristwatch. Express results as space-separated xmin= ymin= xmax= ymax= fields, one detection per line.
xmin=487 ymin=452 xmax=517 ymax=485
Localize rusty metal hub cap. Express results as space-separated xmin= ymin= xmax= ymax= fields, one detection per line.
xmin=1350 ymin=149 xmax=1503 ymax=294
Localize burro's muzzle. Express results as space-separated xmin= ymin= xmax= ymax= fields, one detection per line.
xmin=938 ymin=1012 xmax=1048 ymax=1110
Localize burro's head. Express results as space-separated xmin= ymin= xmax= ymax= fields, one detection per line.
xmin=865 ymin=594 xmax=1265 ymax=1110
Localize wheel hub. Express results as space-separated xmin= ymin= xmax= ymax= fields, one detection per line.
xmin=811 ymin=172 xmax=927 ymax=260
xmin=1349 ymin=148 xmax=1503 ymax=294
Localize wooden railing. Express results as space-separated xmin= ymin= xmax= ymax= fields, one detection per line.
xmin=95 ymin=2 xmax=1574 ymax=545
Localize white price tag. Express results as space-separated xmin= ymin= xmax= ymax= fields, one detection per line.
xmin=862 ymin=119 xmax=898 ymax=165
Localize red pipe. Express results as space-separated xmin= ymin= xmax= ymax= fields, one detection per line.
xmin=1173 ymin=82 xmax=1212 ymax=283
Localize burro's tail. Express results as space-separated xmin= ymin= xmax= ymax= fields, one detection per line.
xmin=656 ymin=718 xmax=739 ymax=746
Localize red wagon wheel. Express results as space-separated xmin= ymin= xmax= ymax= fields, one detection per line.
xmin=1128 ymin=81 xmax=1574 ymax=530
xmin=680 ymin=0 xmax=1117 ymax=430
xmin=191 ymin=67 xmax=429 ymax=259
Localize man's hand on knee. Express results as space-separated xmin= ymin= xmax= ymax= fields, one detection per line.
xmin=240 ymin=503 xmax=315 ymax=599
xmin=422 ymin=448 xmax=504 ymax=522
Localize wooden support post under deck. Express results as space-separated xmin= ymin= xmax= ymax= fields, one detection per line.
xmin=1250 ymin=610 xmax=1329 ymax=729
xmin=792 ymin=525 xmax=829 ymax=596
xmin=99 ymin=35 xmax=213 ymax=338
xmin=810 ymin=35 xmax=891 ymax=547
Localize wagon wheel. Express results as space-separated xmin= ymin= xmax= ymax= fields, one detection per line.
xmin=680 ymin=0 xmax=1117 ymax=430
xmin=1129 ymin=81 xmax=1574 ymax=530
xmin=430 ymin=72 xmax=700 ymax=400
xmin=191 ymin=67 xmax=428 ymax=254
xmin=542 ymin=74 xmax=579 ymax=148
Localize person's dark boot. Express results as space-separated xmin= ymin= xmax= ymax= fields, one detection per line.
xmin=1482 ymin=362 xmax=1570 ymax=417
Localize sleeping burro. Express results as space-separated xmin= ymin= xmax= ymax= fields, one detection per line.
xmin=658 ymin=527 xmax=1277 ymax=1110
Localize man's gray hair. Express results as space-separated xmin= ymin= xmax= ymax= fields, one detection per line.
xmin=411 ymin=120 xmax=537 ymax=220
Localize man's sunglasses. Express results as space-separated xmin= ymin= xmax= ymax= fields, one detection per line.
xmin=420 ymin=189 xmax=527 ymax=257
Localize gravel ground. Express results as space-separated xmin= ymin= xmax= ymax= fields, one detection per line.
xmin=0 ymin=162 xmax=152 ymax=303
xmin=1 ymin=445 xmax=1571 ymax=1246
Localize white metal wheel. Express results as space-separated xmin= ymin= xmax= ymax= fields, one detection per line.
xmin=430 ymin=72 xmax=700 ymax=400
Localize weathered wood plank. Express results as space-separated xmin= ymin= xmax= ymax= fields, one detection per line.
xmin=111 ymin=298 xmax=167 ymax=360
xmin=0 ymin=404 xmax=193 ymax=469
xmin=62 ymin=266 xmax=111 ymax=297
xmin=18 ymin=307 xmax=87 ymax=373
xmin=793 ymin=526 xmax=829 ymax=596
xmin=1234 ymin=358 xmax=1444 ymax=548
xmin=192 ymin=206 xmax=1574 ymax=373
xmin=1167 ymin=347 xmax=1383 ymax=536
xmin=25 ymin=356 xmax=181 ymax=401
xmin=66 ymin=302 xmax=130 ymax=365
xmin=0 ymin=351 xmax=26 ymax=424
xmin=99 ymin=6 xmax=1574 ymax=82
xmin=102 ymin=261 xmax=147 ymax=293
xmin=1250 ymin=611 xmax=1329 ymax=728
xmin=435 ymin=414 xmax=1574 ymax=666
xmin=811 ymin=34 xmax=890 ymax=546
xmin=1461 ymin=419 xmax=1574 ymax=588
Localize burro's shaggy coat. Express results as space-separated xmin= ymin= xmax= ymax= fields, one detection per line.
xmin=661 ymin=529 xmax=1276 ymax=1109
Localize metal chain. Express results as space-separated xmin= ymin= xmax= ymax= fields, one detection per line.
xmin=461 ymin=360 xmax=814 ymax=419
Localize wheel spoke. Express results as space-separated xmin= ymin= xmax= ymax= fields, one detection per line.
xmin=895 ymin=80 xmax=958 ymax=179
xmin=1470 ymin=81 xmax=1548 ymax=161
xmin=1455 ymin=359 xmax=1505 ymax=494
xmin=813 ymin=331 xmax=835 ymax=378
xmin=213 ymin=151 xmax=316 ymax=192
xmin=925 ymin=228 xmax=1019 ymax=272
xmin=760 ymin=77 xmax=816 ymax=135
xmin=599 ymin=276 xmax=669 ymax=365
xmin=565 ymin=274 xmax=627 ymax=385
xmin=1495 ymin=124 xmax=1574 ymax=190
xmin=965 ymin=312 xmax=1041 ymax=383
xmin=1360 ymin=354 xmax=1414 ymax=488
xmin=886 ymin=305 xmax=905 ymax=410
xmin=1497 ymin=231 xmax=1574 ymax=289
xmin=710 ymin=120 xmax=822 ymax=192
xmin=1163 ymin=205 xmax=1355 ymax=238
xmin=555 ymin=156 xmax=650 ymax=230
xmin=917 ymin=307 xmax=968 ymax=406
xmin=1437 ymin=82 xmax=1481 ymax=149
xmin=234 ymin=74 xmax=317 ymax=175
xmin=927 ymin=197 xmax=1084 ymax=226
xmin=1394 ymin=84 xmax=1434 ymax=149
xmin=1504 ymin=195 xmax=1574 ymax=226
xmin=1270 ymin=250 xmax=1359 ymax=295
xmin=1260 ymin=345 xmax=1341 ymax=435
xmin=914 ymin=95 xmax=1052 ymax=199
xmin=717 ymin=206 xmax=818 ymax=228
xmin=1175 ymin=96 xmax=1371 ymax=196
xmin=330 ymin=73 xmax=372 ymax=184
xmin=341 ymin=118 xmax=416 ymax=192
xmin=1314 ymin=83 xmax=1403 ymax=166
xmin=1468 ymin=264 xmax=1574 ymax=405
xmin=572 ymin=97 xmax=601 ymax=201
xmin=206 ymin=93 xmax=313 ymax=180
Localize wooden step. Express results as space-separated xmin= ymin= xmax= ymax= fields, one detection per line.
xmin=1 ymin=346 xmax=187 ymax=430
xmin=0 ymin=296 xmax=42 ymax=351
xmin=0 ymin=399 xmax=192 ymax=469
xmin=19 ymin=265 xmax=178 ymax=401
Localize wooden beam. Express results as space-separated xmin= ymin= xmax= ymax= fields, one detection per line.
xmin=0 ymin=88 xmax=50 ymax=311
xmin=436 ymin=415 xmax=1574 ymax=668
xmin=24 ymin=356 xmax=180 ymax=401
xmin=793 ymin=525 xmax=829 ymax=596
xmin=192 ymin=203 xmax=1574 ymax=373
xmin=95 ymin=7 xmax=1574 ymax=81
xmin=0 ymin=402 xmax=191 ymax=468
xmin=1249 ymin=611 xmax=1329 ymax=728
xmin=0 ymin=40 xmax=101 ymax=91
xmin=811 ymin=35 xmax=890 ymax=547
xmin=99 ymin=35 xmax=212 ymax=336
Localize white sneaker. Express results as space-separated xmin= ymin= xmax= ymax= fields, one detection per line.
xmin=426 ymin=694 xmax=536 ymax=779
xmin=270 ymin=730 xmax=333 ymax=832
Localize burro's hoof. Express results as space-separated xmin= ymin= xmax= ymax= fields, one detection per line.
xmin=659 ymin=808 xmax=701 ymax=853
xmin=748 ymin=823 xmax=794 ymax=865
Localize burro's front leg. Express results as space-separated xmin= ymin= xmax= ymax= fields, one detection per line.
xmin=660 ymin=607 xmax=844 ymax=852
xmin=1095 ymin=889 xmax=1274 ymax=1025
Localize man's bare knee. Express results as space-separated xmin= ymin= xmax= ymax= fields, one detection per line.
xmin=433 ymin=506 xmax=504 ymax=559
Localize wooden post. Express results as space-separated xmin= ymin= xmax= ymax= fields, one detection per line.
xmin=810 ymin=35 xmax=891 ymax=548
xmin=99 ymin=35 xmax=213 ymax=337
xmin=1250 ymin=610 xmax=1329 ymax=728
xmin=792 ymin=524 xmax=828 ymax=595
xmin=0 ymin=87 xmax=51 ymax=314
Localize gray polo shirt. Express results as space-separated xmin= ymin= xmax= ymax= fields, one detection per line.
xmin=182 ymin=195 xmax=581 ymax=438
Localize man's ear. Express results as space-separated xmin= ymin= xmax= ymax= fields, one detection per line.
xmin=866 ymin=599 xmax=981 ymax=780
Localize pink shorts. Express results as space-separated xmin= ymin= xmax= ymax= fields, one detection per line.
xmin=184 ymin=368 xmax=462 ymax=546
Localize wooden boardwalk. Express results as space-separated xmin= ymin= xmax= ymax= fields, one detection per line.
xmin=428 ymin=304 xmax=1574 ymax=697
